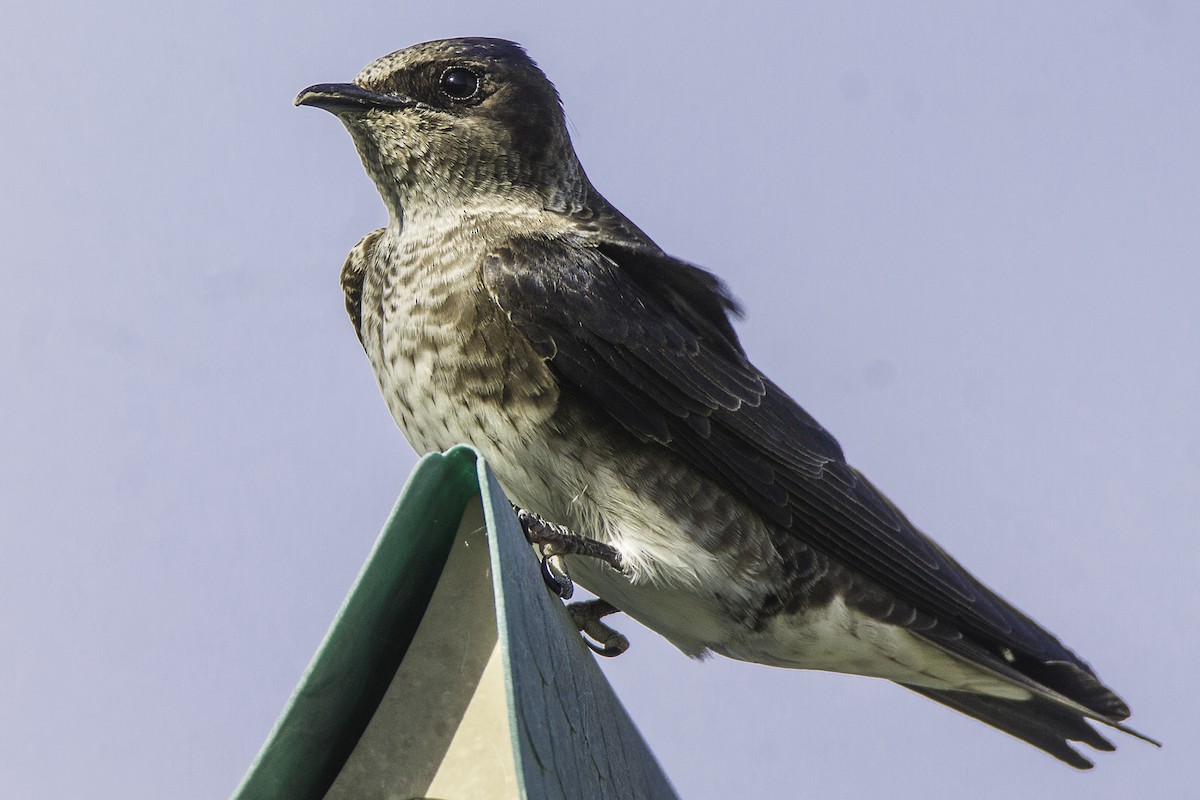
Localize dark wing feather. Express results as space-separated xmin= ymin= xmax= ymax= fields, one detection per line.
xmin=340 ymin=228 xmax=383 ymax=349
xmin=481 ymin=235 xmax=1131 ymax=727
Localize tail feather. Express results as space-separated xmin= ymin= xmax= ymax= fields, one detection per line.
xmin=904 ymin=685 xmax=1117 ymax=769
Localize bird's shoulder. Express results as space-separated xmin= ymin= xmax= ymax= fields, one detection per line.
xmin=480 ymin=206 xmax=747 ymax=362
xmin=340 ymin=227 xmax=384 ymax=348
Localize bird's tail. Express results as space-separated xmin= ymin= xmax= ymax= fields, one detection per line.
xmin=902 ymin=683 xmax=1159 ymax=769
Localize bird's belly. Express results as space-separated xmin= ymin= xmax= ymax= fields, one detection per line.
xmin=369 ymin=341 xmax=761 ymax=654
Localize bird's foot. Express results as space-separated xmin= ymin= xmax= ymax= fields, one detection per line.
xmin=512 ymin=505 xmax=626 ymax=601
xmin=568 ymin=599 xmax=629 ymax=657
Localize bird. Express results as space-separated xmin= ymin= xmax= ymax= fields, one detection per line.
xmin=296 ymin=37 xmax=1153 ymax=768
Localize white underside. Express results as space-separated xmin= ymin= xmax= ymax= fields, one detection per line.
xmin=571 ymin=554 xmax=1029 ymax=699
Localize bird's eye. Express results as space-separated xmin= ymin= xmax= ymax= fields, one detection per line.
xmin=439 ymin=67 xmax=481 ymax=100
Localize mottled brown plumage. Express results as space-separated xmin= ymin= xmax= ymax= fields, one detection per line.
xmin=298 ymin=37 xmax=1153 ymax=767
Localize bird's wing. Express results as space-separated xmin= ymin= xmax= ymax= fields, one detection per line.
xmin=481 ymin=233 xmax=1129 ymax=723
xmin=340 ymin=228 xmax=384 ymax=349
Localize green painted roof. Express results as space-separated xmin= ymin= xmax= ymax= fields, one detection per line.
xmin=233 ymin=446 xmax=677 ymax=800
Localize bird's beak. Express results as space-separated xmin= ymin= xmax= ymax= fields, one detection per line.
xmin=294 ymin=83 xmax=417 ymax=113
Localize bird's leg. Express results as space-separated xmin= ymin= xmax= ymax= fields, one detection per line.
xmin=512 ymin=505 xmax=627 ymax=600
xmin=512 ymin=506 xmax=632 ymax=656
xmin=568 ymin=599 xmax=629 ymax=657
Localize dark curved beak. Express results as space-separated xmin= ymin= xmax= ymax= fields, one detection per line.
xmin=294 ymin=83 xmax=417 ymax=113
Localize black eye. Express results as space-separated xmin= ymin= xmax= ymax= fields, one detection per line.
xmin=439 ymin=67 xmax=480 ymax=100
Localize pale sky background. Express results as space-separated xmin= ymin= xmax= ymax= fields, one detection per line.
xmin=1 ymin=2 xmax=1196 ymax=798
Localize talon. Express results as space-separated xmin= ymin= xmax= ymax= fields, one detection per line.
xmin=541 ymin=551 xmax=574 ymax=599
xmin=568 ymin=599 xmax=629 ymax=657
xmin=513 ymin=504 xmax=625 ymax=599
xmin=583 ymin=629 xmax=629 ymax=658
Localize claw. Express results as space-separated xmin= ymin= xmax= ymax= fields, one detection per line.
xmin=513 ymin=507 xmax=630 ymax=655
xmin=514 ymin=505 xmax=626 ymax=603
xmin=540 ymin=550 xmax=574 ymax=599
xmin=568 ymin=599 xmax=630 ymax=658
xmin=582 ymin=627 xmax=629 ymax=658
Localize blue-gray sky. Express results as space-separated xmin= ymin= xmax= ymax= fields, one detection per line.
xmin=1 ymin=2 xmax=1195 ymax=797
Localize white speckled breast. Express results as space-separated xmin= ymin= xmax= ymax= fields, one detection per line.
xmin=354 ymin=209 xmax=770 ymax=654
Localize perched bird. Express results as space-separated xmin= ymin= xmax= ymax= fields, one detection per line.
xmin=296 ymin=37 xmax=1152 ymax=768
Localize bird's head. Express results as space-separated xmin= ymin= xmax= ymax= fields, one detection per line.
xmin=296 ymin=38 xmax=586 ymax=219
